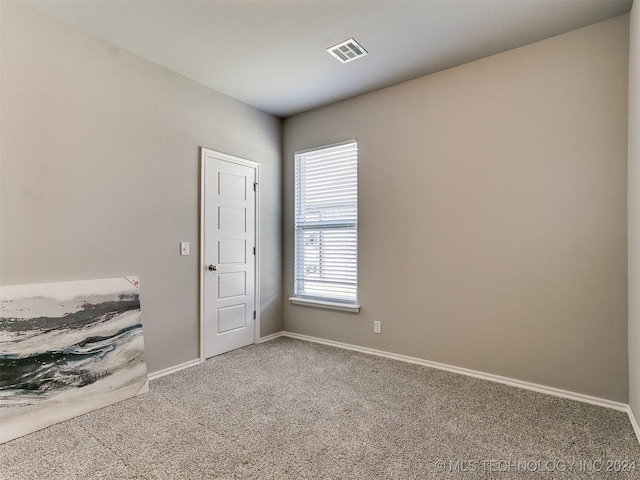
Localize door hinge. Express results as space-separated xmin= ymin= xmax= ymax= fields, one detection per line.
xmin=253 ymin=311 xmax=256 ymax=320
xmin=253 ymin=182 xmax=258 ymax=191
xmin=253 ymin=246 xmax=256 ymax=255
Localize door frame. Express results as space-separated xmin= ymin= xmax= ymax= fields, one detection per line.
xmin=199 ymin=147 xmax=260 ymax=363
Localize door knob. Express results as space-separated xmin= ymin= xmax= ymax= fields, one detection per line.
xmin=208 ymin=264 xmax=217 ymax=271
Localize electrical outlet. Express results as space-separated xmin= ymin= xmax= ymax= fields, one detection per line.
xmin=180 ymin=242 xmax=190 ymax=256
xmin=373 ymin=320 xmax=381 ymax=334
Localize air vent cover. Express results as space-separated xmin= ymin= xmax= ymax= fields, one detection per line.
xmin=327 ymin=38 xmax=368 ymax=64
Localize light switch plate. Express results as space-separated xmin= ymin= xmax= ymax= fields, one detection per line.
xmin=180 ymin=242 xmax=189 ymax=256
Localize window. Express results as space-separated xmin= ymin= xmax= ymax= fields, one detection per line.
xmin=292 ymin=141 xmax=359 ymax=311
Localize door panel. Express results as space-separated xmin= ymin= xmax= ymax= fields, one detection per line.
xmin=218 ymin=172 xmax=246 ymax=199
xmin=203 ymin=151 xmax=256 ymax=358
xmin=218 ymin=272 xmax=246 ymax=299
xmin=218 ymin=240 xmax=246 ymax=264
xmin=218 ymin=207 xmax=246 ymax=232
xmin=218 ymin=304 xmax=246 ymax=333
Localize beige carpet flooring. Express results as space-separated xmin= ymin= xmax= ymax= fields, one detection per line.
xmin=1 ymin=337 xmax=639 ymax=479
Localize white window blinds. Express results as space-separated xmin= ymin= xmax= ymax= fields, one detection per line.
xmin=294 ymin=141 xmax=358 ymax=304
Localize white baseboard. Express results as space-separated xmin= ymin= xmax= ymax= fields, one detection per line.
xmin=149 ymin=333 xmax=284 ymax=381
xmin=147 ymin=358 xmax=201 ymax=381
xmin=280 ymin=331 xmax=628 ymax=413
xmin=148 ymin=332 xmax=285 ymax=381
xmin=629 ymin=406 xmax=640 ymax=445
xmin=257 ymin=331 xmax=286 ymax=343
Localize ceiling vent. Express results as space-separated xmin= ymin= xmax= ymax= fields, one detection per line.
xmin=327 ymin=38 xmax=368 ymax=64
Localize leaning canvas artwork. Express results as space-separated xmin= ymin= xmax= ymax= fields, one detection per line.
xmin=0 ymin=276 xmax=148 ymax=444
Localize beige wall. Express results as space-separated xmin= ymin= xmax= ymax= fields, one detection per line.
xmin=0 ymin=2 xmax=283 ymax=374
xmin=629 ymin=1 xmax=640 ymax=417
xmin=283 ymin=16 xmax=630 ymax=402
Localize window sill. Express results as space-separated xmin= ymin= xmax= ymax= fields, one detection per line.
xmin=289 ymin=297 xmax=361 ymax=313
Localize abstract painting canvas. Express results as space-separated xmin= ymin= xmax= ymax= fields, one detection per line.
xmin=0 ymin=276 xmax=148 ymax=444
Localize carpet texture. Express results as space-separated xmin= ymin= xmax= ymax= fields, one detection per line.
xmin=1 ymin=337 xmax=639 ymax=479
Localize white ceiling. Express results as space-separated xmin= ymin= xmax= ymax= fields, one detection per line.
xmin=22 ymin=0 xmax=633 ymax=118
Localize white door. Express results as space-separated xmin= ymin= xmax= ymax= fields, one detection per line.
xmin=201 ymin=149 xmax=257 ymax=359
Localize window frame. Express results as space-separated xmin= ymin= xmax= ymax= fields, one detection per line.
xmin=290 ymin=140 xmax=360 ymax=313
